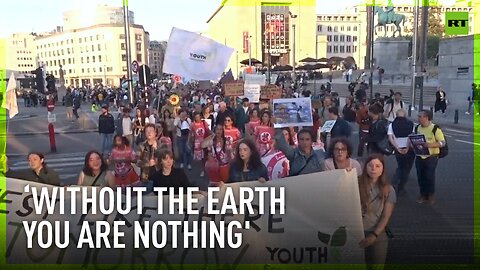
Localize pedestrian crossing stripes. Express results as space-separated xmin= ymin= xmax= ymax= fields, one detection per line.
xmin=9 ymin=155 xmax=85 ymax=171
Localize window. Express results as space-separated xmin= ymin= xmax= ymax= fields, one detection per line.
xmin=334 ymin=46 xmax=338 ymax=53
xmin=318 ymin=25 xmax=322 ymax=32
xmin=81 ymin=57 xmax=84 ymax=64
xmin=353 ymin=36 xmax=358 ymax=42
xmin=87 ymin=56 xmax=89 ymax=63
xmin=347 ymin=26 xmax=351 ymax=31
xmin=54 ymin=60 xmax=57 ymax=66
xmin=137 ymin=54 xmax=142 ymax=61
xmin=327 ymin=35 xmax=332 ymax=42
xmin=82 ymin=68 xmax=85 ymax=73
xmin=98 ymin=55 xmax=102 ymax=62
xmin=67 ymin=48 xmax=71 ymax=54
xmin=121 ymin=43 xmax=126 ymax=50
xmin=87 ymin=68 xmax=90 ymax=73
xmin=327 ymin=26 xmax=332 ymax=32
xmin=340 ymin=35 xmax=345 ymax=42
xmin=340 ymin=46 xmax=345 ymax=53
xmin=119 ymin=34 xmax=125 ymax=39
xmin=353 ymin=26 xmax=357 ymax=31
xmin=62 ymin=59 xmax=65 ymax=65
xmin=90 ymin=36 xmax=93 ymax=41
xmin=346 ymin=36 xmax=352 ymax=42
xmin=340 ymin=26 xmax=344 ymax=31
xmin=333 ymin=35 xmax=338 ymax=42
xmin=92 ymin=56 xmax=95 ymax=63
xmin=96 ymin=35 xmax=100 ymax=40
xmin=346 ymin=46 xmax=351 ymax=53
xmin=334 ymin=26 xmax=338 ymax=32
xmin=93 ymin=68 xmax=96 ymax=72
xmin=136 ymin=43 xmax=142 ymax=51
xmin=68 ymin=58 xmax=72 ymax=64
xmin=86 ymin=45 xmax=89 ymax=52
xmin=98 ymin=44 xmax=101 ymax=51
xmin=353 ymin=46 xmax=357 ymax=53
xmin=122 ymin=54 xmax=127 ymax=61
xmin=84 ymin=37 xmax=87 ymax=42
xmin=107 ymin=67 xmax=113 ymax=72
xmin=92 ymin=45 xmax=95 ymax=52
xmin=99 ymin=67 xmax=102 ymax=72
xmin=122 ymin=66 xmax=128 ymax=71
xmin=61 ymin=49 xmax=64 ymax=55
xmin=135 ymin=34 xmax=142 ymax=41
xmin=327 ymin=45 xmax=332 ymax=53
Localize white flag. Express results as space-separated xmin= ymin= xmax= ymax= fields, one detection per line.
xmin=163 ymin=27 xmax=234 ymax=81
xmin=2 ymin=73 xmax=18 ymax=118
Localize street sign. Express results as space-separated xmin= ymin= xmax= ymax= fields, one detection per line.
xmin=47 ymin=113 xmax=56 ymax=123
xmin=132 ymin=61 xmax=139 ymax=73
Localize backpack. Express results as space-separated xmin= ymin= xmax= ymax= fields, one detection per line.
xmin=414 ymin=124 xmax=448 ymax=158
xmin=388 ymin=100 xmax=403 ymax=118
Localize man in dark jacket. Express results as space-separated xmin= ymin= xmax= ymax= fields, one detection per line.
xmin=328 ymin=106 xmax=352 ymax=139
xmin=98 ymin=104 xmax=115 ymax=156
xmin=234 ymin=98 xmax=250 ymax=134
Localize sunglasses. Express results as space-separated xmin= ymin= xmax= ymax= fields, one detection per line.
xmin=225 ymin=119 xmax=232 ymax=122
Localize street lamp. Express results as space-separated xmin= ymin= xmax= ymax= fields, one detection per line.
xmin=289 ymin=12 xmax=297 ymax=74
xmin=248 ymin=35 xmax=252 ymax=67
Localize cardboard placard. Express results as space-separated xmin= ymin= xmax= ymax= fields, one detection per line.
xmin=223 ymin=81 xmax=244 ymax=96
xmin=260 ymin=85 xmax=282 ymax=100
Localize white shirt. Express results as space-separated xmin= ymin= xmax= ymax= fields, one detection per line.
xmin=174 ymin=117 xmax=192 ymax=137
xmin=122 ymin=117 xmax=133 ymax=136
xmin=148 ymin=114 xmax=156 ymax=124
xmin=388 ymin=122 xmax=415 ymax=148
xmin=384 ymin=101 xmax=403 ymax=122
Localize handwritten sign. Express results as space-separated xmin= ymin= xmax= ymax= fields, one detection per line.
xmin=320 ymin=120 xmax=337 ymax=133
xmin=260 ymin=85 xmax=281 ymax=100
xmin=224 ymin=81 xmax=245 ymax=96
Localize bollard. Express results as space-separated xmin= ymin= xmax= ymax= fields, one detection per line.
xmin=430 ymin=106 xmax=434 ymax=115
xmin=403 ymin=75 xmax=406 ymax=84
xmin=391 ymin=75 xmax=394 ymax=83
xmin=408 ymin=104 xmax=412 ymax=117
xmin=48 ymin=123 xmax=57 ymax=153
xmin=454 ymin=109 xmax=459 ymax=124
xmin=426 ymin=76 xmax=429 ymax=83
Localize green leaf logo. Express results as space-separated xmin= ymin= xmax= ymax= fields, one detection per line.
xmin=317 ymin=231 xmax=331 ymax=245
xmin=330 ymin=226 xmax=347 ymax=247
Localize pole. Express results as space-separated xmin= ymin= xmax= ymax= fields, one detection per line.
xmin=248 ymin=36 xmax=252 ymax=67
xmin=369 ymin=4 xmax=375 ymax=99
xmin=123 ymin=0 xmax=134 ymax=104
xmin=292 ymin=24 xmax=296 ymax=74
xmin=411 ymin=0 xmax=419 ymax=114
xmin=236 ymin=51 xmax=239 ymax=79
xmin=103 ymin=65 xmax=106 ymax=85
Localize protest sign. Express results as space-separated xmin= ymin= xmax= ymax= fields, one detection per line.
xmin=224 ymin=81 xmax=245 ymax=97
xmin=260 ymin=85 xmax=282 ymax=100
xmin=244 ymin=74 xmax=266 ymax=86
xmin=272 ymin=98 xmax=313 ymax=128
xmin=4 ymin=170 xmax=365 ymax=265
xmin=163 ymin=27 xmax=234 ymax=80
xmin=243 ymin=84 xmax=261 ymax=103
xmin=409 ymin=134 xmax=429 ymax=156
xmin=320 ymin=120 xmax=337 ymax=133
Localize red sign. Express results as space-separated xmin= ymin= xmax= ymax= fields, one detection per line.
xmin=173 ymin=75 xmax=181 ymax=83
xmin=243 ymin=31 xmax=249 ymax=53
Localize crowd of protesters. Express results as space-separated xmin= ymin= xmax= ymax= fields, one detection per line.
xmin=5 ymin=74 xmax=449 ymax=268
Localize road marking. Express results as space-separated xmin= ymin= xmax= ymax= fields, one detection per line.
xmin=10 ymin=161 xmax=84 ymax=170
xmin=444 ymin=134 xmax=453 ymax=138
xmin=455 ymin=139 xmax=480 ymax=146
xmin=13 ymin=156 xmax=85 ymax=166
xmin=444 ymin=128 xmax=472 ymax=135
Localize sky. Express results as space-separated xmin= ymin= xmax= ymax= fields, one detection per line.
xmin=0 ymin=0 xmax=459 ymax=40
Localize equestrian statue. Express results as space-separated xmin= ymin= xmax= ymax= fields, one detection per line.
xmin=374 ymin=1 xmax=406 ymax=38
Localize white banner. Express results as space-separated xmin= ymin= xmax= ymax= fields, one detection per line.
xmin=5 ymin=170 xmax=365 ymax=265
xmin=2 ymin=72 xmax=18 ymax=118
xmin=162 ymin=27 xmax=234 ymax=81
xmin=243 ymin=84 xmax=261 ymax=103
xmin=244 ymin=74 xmax=266 ymax=86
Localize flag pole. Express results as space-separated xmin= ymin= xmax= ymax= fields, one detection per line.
xmin=123 ymin=0 xmax=134 ymax=105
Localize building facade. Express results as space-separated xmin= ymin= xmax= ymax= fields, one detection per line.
xmin=317 ymin=4 xmax=476 ymax=70
xmin=207 ymin=0 xmax=320 ymax=78
xmin=149 ymin=41 xmax=168 ymax=77
xmin=6 ymin=33 xmax=37 ymax=78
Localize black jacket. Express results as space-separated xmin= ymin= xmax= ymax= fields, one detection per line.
xmin=331 ymin=117 xmax=352 ymax=139
xmin=99 ymin=113 xmax=115 ymax=134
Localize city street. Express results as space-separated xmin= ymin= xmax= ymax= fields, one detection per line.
xmin=4 ymin=103 xmax=476 ymax=265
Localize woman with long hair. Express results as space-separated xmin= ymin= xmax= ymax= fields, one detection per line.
xmin=7 ymin=152 xmax=60 ymax=186
xmin=202 ymin=105 xmax=215 ymax=131
xmin=246 ymin=108 xmax=261 ymax=137
xmin=162 ymin=109 xmax=175 ymax=137
xmin=223 ymin=115 xmax=241 ymax=156
xmin=281 ymin=127 xmax=297 ymax=147
xmin=77 ymin=151 xmax=110 ymax=186
xmin=254 ymin=110 xmax=275 ymax=157
xmin=229 ymin=139 xmax=269 ymax=183
xmin=358 ymin=154 xmax=396 ymax=268
xmin=203 ymin=124 xmax=231 ymax=183
xmin=323 ymin=137 xmax=362 ymax=174
xmin=137 ymin=124 xmax=161 ymax=182
xmin=133 ymin=108 xmax=149 ymax=146
xmin=107 ymin=135 xmax=139 ymax=188
xmin=156 ymin=121 xmax=173 ymax=152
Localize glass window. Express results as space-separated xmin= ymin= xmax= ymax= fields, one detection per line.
xmin=119 ymin=34 xmax=125 ymax=39
xmin=87 ymin=57 xmax=89 ymax=63
xmin=347 ymin=36 xmax=351 ymax=42
xmin=327 ymin=35 xmax=332 ymax=42
xmin=347 ymin=26 xmax=351 ymax=31
xmin=340 ymin=35 xmax=345 ymax=42
xmin=122 ymin=66 xmax=128 ymax=71
xmin=340 ymin=46 xmax=345 ymax=53
xmin=334 ymin=26 xmax=338 ymax=32
xmin=98 ymin=55 xmax=102 ymax=62
xmin=62 ymin=59 xmax=65 ymax=65
xmin=122 ymin=54 xmax=127 ymax=61
xmin=92 ymin=56 xmax=95 ymax=63
xmin=340 ymin=26 xmax=344 ymax=31
xmin=346 ymin=46 xmax=351 ymax=53
xmin=334 ymin=46 xmax=338 ymax=53
xmin=92 ymin=45 xmax=95 ymax=52
xmin=81 ymin=57 xmax=84 ymax=64
xmin=98 ymin=44 xmax=101 ymax=51
xmin=137 ymin=54 xmax=142 ymax=61
xmin=334 ymin=35 xmax=338 ymax=42
xmin=353 ymin=36 xmax=358 ymax=42
xmin=327 ymin=26 xmax=332 ymax=32
xmin=318 ymin=25 xmax=322 ymax=32
xmin=327 ymin=45 xmax=332 ymax=53
xmin=99 ymin=67 xmax=102 ymax=72
xmin=121 ymin=43 xmax=126 ymax=50
xmin=136 ymin=43 xmax=142 ymax=51
xmin=353 ymin=26 xmax=358 ymax=31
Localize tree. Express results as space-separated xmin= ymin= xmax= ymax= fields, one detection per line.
xmin=404 ymin=6 xmax=443 ymax=37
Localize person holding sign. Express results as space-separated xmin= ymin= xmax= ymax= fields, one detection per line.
xmin=254 ymin=110 xmax=275 ymax=157
xmin=323 ymin=138 xmax=362 ymax=174
xmin=275 ymin=129 xmax=325 ymax=176
xmin=6 ymin=152 xmax=60 ymax=186
xmin=77 ymin=151 xmax=110 ymax=187
xmin=411 ymin=110 xmax=446 ymax=205
xmin=358 ymin=154 xmax=396 ymax=268
xmin=229 ymin=139 xmax=269 ymax=183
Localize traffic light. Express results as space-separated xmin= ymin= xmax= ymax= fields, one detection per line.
xmin=33 ymin=68 xmax=45 ymax=93
xmin=138 ymin=65 xmax=151 ymax=87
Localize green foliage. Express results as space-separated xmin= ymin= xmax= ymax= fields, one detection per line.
xmin=403 ymin=6 xmax=444 ymax=37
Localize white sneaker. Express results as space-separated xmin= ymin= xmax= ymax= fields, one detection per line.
xmin=200 ymin=171 xmax=205 ymax=177
xmin=465 ymin=112 xmax=470 ymax=115
xmin=188 ymin=164 xmax=192 ymax=170
xmin=180 ymin=163 xmax=184 ymax=168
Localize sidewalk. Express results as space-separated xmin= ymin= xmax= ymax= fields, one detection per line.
xmin=1 ymin=104 xmax=98 ymax=136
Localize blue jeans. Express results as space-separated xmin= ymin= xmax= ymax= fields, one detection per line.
xmin=100 ymin=133 xmax=113 ymax=155
xmin=415 ymin=156 xmax=439 ymax=198
xmin=176 ymin=136 xmax=191 ymax=166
